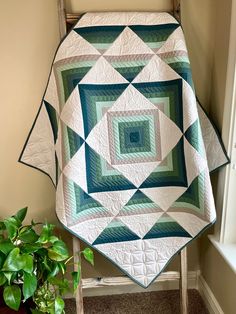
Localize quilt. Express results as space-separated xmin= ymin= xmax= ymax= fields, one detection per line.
xmin=19 ymin=12 xmax=229 ymax=287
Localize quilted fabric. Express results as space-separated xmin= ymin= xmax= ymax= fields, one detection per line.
xmin=20 ymin=12 xmax=227 ymax=288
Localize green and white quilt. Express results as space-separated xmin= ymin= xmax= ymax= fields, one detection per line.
xmin=20 ymin=12 xmax=228 ymax=287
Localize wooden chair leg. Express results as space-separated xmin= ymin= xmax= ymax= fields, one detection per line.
xmin=73 ymin=237 xmax=84 ymax=314
xmin=180 ymin=247 xmax=188 ymax=314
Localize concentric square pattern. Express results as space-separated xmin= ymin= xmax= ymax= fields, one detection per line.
xmin=107 ymin=109 xmax=161 ymax=165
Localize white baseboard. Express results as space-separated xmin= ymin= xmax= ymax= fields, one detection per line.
xmin=65 ymin=271 xmax=198 ymax=298
xmin=198 ymin=275 xmax=224 ymax=314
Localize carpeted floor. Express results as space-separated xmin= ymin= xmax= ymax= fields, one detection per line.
xmin=65 ymin=289 xmax=209 ymax=314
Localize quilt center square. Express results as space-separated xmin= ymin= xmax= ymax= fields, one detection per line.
xmin=107 ymin=109 xmax=162 ymax=165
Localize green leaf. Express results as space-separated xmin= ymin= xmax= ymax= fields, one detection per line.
xmin=55 ymin=296 xmax=64 ymax=314
xmin=3 ymin=285 xmax=21 ymax=311
xmin=82 ymin=247 xmax=94 ymax=266
xmin=19 ymin=227 xmax=39 ymax=243
xmin=0 ymin=272 xmax=7 ymax=285
xmin=2 ymin=248 xmax=33 ymax=273
xmin=3 ymin=217 xmax=19 ymax=240
xmin=48 ymin=240 xmax=69 ymax=262
xmin=48 ymin=263 xmax=60 ymax=278
xmin=37 ymin=223 xmax=55 ymax=244
xmin=2 ymin=248 xmax=22 ymax=271
xmin=72 ymin=266 xmax=81 ymax=291
xmin=21 ymin=254 xmax=33 ymax=273
xmin=3 ymin=272 xmax=14 ymax=285
xmin=15 ymin=207 xmax=27 ymax=223
xmin=23 ymin=272 xmax=37 ymax=300
xmin=0 ymin=239 xmax=15 ymax=255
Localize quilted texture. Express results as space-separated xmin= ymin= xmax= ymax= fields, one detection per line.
xmin=19 ymin=12 xmax=228 ymax=288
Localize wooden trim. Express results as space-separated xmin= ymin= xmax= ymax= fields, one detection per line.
xmin=198 ymin=275 xmax=224 ymax=314
xmin=57 ymin=0 xmax=67 ymax=38
xmin=63 ymin=271 xmax=198 ymax=298
xmin=180 ymin=247 xmax=188 ymax=314
xmin=73 ymin=237 xmax=84 ymax=314
xmin=219 ymin=0 xmax=236 ymax=244
xmin=173 ymin=0 xmax=181 ymax=22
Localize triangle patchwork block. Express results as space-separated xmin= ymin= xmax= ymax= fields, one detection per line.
xmin=185 ymin=119 xmax=205 ymax=158
xmin=104 ymin=54 xmax=153 ymax=82
xmin=140 ymin=186 xmax=187 ymax=211
xmin=55 ymin=31 xmax=100 ymax=62
xmin=93 ymin=218 xmax=140 ymax=245
xmin=133 ymin=55 xmax=180 ymax=83
xmin=104 ymin=27 xmax=154 ymax=56
xmin=74 ymin=25 xmax=126 ymax=53
xmin=143 ymin=213 xmax=192 ymax=239
xmin=79 ymin=57 xmax=129 ymax=84
xmin=130 ymin=24 xmax=180 ymax=53
xmin=61 ymin=123 xmax=84 ymax=162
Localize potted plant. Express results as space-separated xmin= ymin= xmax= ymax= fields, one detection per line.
xmin=0 ymin=207 xmax=94 ymax=313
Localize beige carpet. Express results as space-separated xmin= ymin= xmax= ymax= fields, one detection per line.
xmin=65 ymin=289 xmax=209 ymax=314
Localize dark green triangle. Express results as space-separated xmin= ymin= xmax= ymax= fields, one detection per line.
xmin=113 ymin=65 xmax=146 ymax=82
xmin=143 ymin=214 xmax=191 ymax=239
xmin=175 ymin=172 xmax=203 ymax=209
xmin=93 ymin=218 xmax=140 ymax=245
xmin=130 ymin=24 xmax=179 ymax=50
xmin=74 ymin=26 xmax=126 ymax=51
xmin=44 ymin=101 xmax=58 ymax=143
xmin=66 ymin=126 xmax=84 ymax=159
xmin=185 ymin=119 xmax=205 ymax=157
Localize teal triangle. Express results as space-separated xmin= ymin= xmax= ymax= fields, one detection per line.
xmin=66 ymin=126 xmax=84 ymax=159
xmin=185 ymin=119 xmax=205 ymax=157
xmin=73 ymin=183 xmax=105 ymax=215
xmin=93 ymin=218 xmax=140 ymax=245
xmin=119 ymin=190 xmax=162 ymax=216
xmin=44 ymin=101 xmax=58 ymax=143
xmin=129 ymin=24 xmax=179 ymax=51
xmin=74 ymin=26 xmax=126 ymax=52
xmin=62 ymin=123 xmax=84 ymax=163
xmin=173 ymin=172 xmax=205 ymax=213
xmin=125 ymin=190 xmax=155 ymax=206
xmin=143 ymin=214 xmax=192 ymax=239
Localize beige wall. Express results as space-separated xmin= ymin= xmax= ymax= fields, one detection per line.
xmin=65 ymin=0 xmax=172 ymax=13
xmin=0 ymin=0 xmax=59 ymax=222
xmin=181 ymin=0 xmax=216 ymax=111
